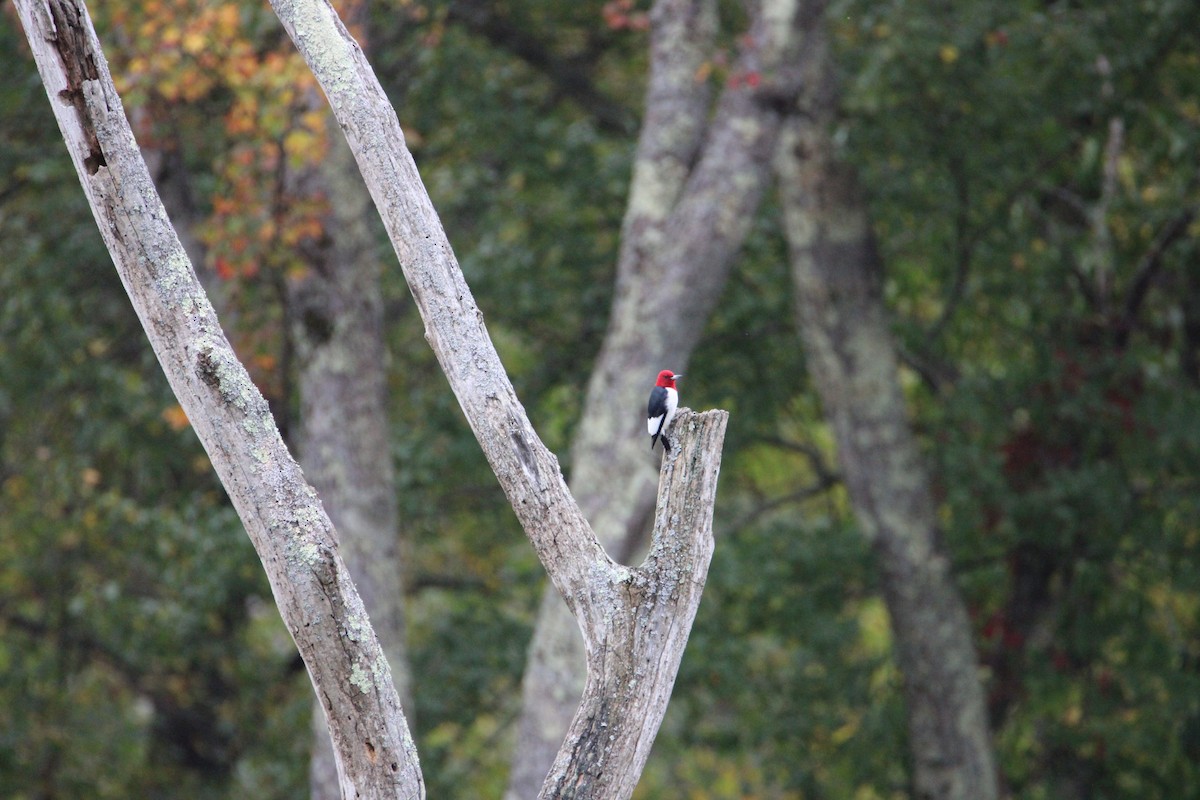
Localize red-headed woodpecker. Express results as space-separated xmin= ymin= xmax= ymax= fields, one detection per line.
xmin=647 ymin=370 xmax=682 ymax=452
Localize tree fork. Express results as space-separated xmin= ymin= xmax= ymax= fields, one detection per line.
xmin=541 ymin=409 xmax=728 ymax=799
xmin=17 ymin=0 xmax=732 ymax=796
xmin=267 ymin=1 xmax=731 ymax=793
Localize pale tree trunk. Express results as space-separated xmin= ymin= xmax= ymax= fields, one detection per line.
xmin=775 ymin=13 xmax=999 ymax=800
xmin=21 ymin=0 xmax=732 ymax=793
xmin=136 ymin=23 xmax=414 ymax=796
xmin=13 ymin=3 xmax=424 ymax=798
xmin=143 ymin=56 xmax=412 ymax=800
xmin=266 ymin=0 xmax=733 ymax=792
xmin=138 ymin=9 xmax=414 ymax=792
xmin=506 ymin=2 xmax=818 ymax=794
xmin=541 ymin=408 xmax=729 ymax=798
xmin=268 ymin=0 xmax=736 ymax=791
xmin=140 ymin=135 xmax=247 ymax=374
xmin=284 ymin=5 xmax=414 ymax=796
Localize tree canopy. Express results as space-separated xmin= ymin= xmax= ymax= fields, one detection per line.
xmin=2 ymin=1 xmax=1198 ymax=798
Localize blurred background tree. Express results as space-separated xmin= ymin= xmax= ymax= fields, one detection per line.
xmin=1 ymin=1 xmax=1198 ymax=799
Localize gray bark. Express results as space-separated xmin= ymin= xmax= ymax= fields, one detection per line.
xmin=776 ymin=15 xmax=999 ymax=800
xmin=133 ymin=40 xmax=412 ymax=797
xmin=135 ymin=10 xmax=414 ymax=793
xmin=503 ymin=4 xmax=718 ymax=783
xmin=540 ymin=408 xmax=729 ymax=799
xmin=13 ymin=2 xmax=424 ymax=798
xmin=267 ymin=1 xmax=733 ymax=797
xmin=506 ymin=2 xmax=816 ymax=793
xmin=21 ymin=0 xmax=732 ymax=794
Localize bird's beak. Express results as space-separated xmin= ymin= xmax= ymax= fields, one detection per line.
xmin=673 ymin=373 xmax=683 ymax=379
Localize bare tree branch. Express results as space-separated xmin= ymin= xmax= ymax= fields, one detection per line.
xmin=265 ymin=1 xmax=732 ymax=796
xmin=12 ymin=2 xmax=423 ymax=797
xmin=540 ymin=408 xmax=729 ymax=799
xmin=1120 ymin=205 xmax=1196 ymax=338
xmin=269 ymin=0 xmax=601 ymax=607
xmin=509 ymin=2 xmax=814 ymax=792
xmin=18 ymin=0 xmax=731 ymax=793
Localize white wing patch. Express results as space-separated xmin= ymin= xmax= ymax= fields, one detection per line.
xmin=660 ymin=388 xmax=679 ymax=433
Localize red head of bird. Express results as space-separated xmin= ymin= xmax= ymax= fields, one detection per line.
xmin=655 ymin=370 xmax=681 ymax=389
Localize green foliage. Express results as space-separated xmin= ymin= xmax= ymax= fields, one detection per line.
xmin=642 ymin=512 xmax=908 ymax=799
xmin=3 ymin=0 xmax=1200 ymax=797
xmin=834 ymin=0 xmax=1200 ymax=795
xmin=0 ymin=17 xmax=303 ymax=795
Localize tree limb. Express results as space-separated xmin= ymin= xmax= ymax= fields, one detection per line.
xmin=269 ymin=0 xmax=601 ymax=607
xmin=509 ymin=3 xmax=813 ymax=791
xmin=1120 ymin=205 xmax=1196 ymax=340
xmin=539 ymin=408 xmax=729 ymax=800
xmin=266 ymin=1 xmax=731 ymax=795
xmin=13 ymin=1 xmax=423 ymax=797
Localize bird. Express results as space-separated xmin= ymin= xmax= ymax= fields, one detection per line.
xmin=647 ymin=370 xmax=682 ymax=452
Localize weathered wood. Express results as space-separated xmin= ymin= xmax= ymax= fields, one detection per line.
xmin=17 ymin=0 xmax=731 ymax=794
xmin=269 ymin=0 xmax=603 ymax=602
xmin=12 ymin=2 xmax=423 ymax=798
xmin=297 ymin=105 xmax=414 ymax=800
xmin=540 ymin=408 xmax=728 ymax=800
xmin=507 ymin=3 xmax=718 ymax=785
xmin=509 ymin=2 xmax=813 ymax=790
xmin=267 ymin=2 xmax=732 ymax=796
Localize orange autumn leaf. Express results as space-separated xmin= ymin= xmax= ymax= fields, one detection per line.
xmin=161 ymin=404 xmax=191 ymax=431
xmin=254 ymin=353 xmax=278 ymax=373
